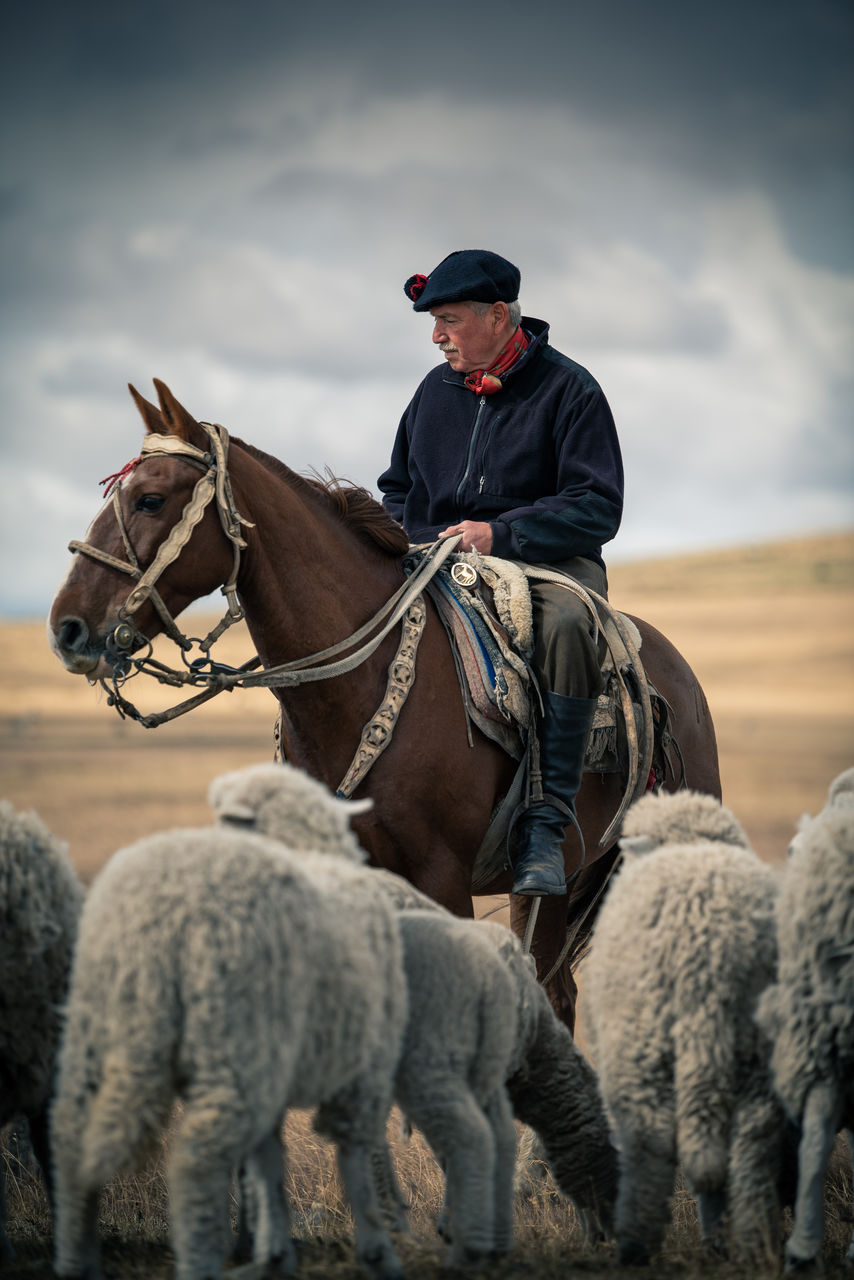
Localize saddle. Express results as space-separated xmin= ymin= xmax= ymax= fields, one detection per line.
xmin=403 ymin=548 xmax=675 ymax=888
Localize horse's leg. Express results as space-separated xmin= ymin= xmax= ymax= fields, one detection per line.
xmin=365 ymin=818 xmax=477 ymax=918
xmin=510 ymin=894 xmax=577 ymax=1031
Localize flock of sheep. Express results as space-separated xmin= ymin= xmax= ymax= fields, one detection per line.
xmin=1 ymin=761 xmax=852 ymax=1278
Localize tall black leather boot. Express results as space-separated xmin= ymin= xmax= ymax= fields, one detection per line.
xmin=511 ymin=691 xmax=598 ymax=896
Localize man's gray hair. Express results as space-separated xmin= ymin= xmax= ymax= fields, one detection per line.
xmin=467 ymin=299 xmax=523 ymax=327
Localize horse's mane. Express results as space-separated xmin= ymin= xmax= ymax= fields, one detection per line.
xmin=233 ymin=438 xmax=410 ymax=558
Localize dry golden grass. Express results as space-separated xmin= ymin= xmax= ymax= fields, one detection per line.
xmin=1 ymin=529 xmax=853 ymax=1275
xmin=5 ymin=1110 xmax=853 ymax=1278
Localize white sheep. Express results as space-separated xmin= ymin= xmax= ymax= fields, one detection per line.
xmin=382 ymin=911 xmax=618 ymax=1262
xmin=757 ymin=766 xmax=854 ymax=1273
xmin=211 ymin=761 xmax=618 ymax=1254
xmin=212 ymin=763 xmax=517 ymax=1263
xmin=584 ymin=789 xmax=784 ymax=1265
xmin=383 ymin=910 xmax=521 ymax=1263
xmin=0 ymin=799 xmax=84 ymax=1259
xmin=490 ymin=924 xmax=618 ymax=1239
xmin=51 ymin=827 xmax=408 ymax=1280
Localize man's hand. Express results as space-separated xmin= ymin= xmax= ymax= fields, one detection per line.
xmin=438 ymin=520 xmax=493 ymax=554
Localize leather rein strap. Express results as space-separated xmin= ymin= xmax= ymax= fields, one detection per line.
xmin=67 ymin=423 xmax=459 ymax=803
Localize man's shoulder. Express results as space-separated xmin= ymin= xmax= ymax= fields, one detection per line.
xmin=539 ymin=344 xmax=602 ymax=392
xmin=522 ymin=317 xmax=602 ymax=393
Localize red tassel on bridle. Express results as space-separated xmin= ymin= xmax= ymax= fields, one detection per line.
xmin=100 ymin=457 xmax=143 ymax=497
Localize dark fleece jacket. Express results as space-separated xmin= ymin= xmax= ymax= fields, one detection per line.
xmin=378 ymin=317 xmax=624 ymax=569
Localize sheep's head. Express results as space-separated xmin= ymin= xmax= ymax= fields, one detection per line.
xmin=787 ymin=805 xmax=854 ymax=875
xmin=208 ymin=761 xmax=372 ymax=862
xmin=787 ymin=768 xmax=854 ymax=859
xmin=620 ymin=788 xmax=749 ymax=855
xmin=827 ymin=765 xmax=854 ymax=811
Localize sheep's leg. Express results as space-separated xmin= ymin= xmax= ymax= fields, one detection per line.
xmin=845 ymin=1128 xmax=854 ymax=1267
xmin=0 ymin=1165 xmax=10 ymax=1263
xmin=727 ymin=1092 xmax=782 ymax=1262
xmin=168 ymin=1095 xmax=253 ymax=1280
xmin=26 ymin=1105 xmax=55 ymax=1208
xmin=695 ymin=1187 xmax=727 ymax=1251
xmin=336 ymin=1139 xmax=403 ymax=1280
xmin=785 ymin=1081 xmax=843 ymax=1273
xmin=232 ymin=1162 xmax=254 ymax=1263
xmin=485 ymin=1088 xmax=518 ymax=1256
xmin=242 ymin=1129 xmax=296 ymax=1275
xmin=611 ymin=1116 xmax=676 ymax=1267
xmin=372 ymin=1140 xmax=411 ymax=1236
xmin=408 ymin=1081 xmax=497 ymax=1267
xmin=53 ymin=1184 xmax=102 ymax=1280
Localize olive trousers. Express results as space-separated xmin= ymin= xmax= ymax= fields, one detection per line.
xmin=529 ymin=555 xmax=608 ymax=699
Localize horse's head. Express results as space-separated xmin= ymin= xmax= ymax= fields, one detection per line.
xmin=49 ymin=379 xmax=238 ymax=677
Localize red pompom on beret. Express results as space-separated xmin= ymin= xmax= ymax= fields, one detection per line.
xmin=403 ymin=250 xmax=521 ymax=312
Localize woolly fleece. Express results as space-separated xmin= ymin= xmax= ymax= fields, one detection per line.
xmin=51 ymin=827 xmax=407 ymax=1280
xmin=585 ymin=789 xmax=782 ymax=1264
xmin=0 ymin=800 xmax=83 ymax=1255
xmin=756 ymin=767 xmax=854 ymax=1270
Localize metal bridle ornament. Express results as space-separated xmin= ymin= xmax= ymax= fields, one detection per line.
xmin=69 ymin=423 xmax=252 ymax=675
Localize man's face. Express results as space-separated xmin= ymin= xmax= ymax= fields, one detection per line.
xmin=430 ymin=302 xmax=508 ymax=372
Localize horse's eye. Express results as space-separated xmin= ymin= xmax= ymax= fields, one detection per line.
xmin=135 ymin=494 xmax=166 ymax=514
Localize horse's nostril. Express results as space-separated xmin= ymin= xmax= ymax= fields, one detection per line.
xmin=58 ymin=616 xmax=90 ymax=654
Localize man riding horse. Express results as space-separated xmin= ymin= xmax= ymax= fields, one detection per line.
xmin=378 ymin=249 xmax=624 ymax=897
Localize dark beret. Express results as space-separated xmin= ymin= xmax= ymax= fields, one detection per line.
xmin=404 ymin=249 xmax=521 ymax=312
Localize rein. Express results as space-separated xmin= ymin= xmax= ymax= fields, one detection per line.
xmin=68 ymin=423 xmax=460 ymax=740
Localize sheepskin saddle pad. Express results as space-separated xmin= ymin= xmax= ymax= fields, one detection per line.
xmin=402 ymin=546 xmax=649 ymax=771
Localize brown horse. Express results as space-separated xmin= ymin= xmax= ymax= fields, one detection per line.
xmin=49 ymin=380 xmax=721 ymax=1028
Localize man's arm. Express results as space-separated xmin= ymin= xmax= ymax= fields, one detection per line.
xmin=490 ymin=383 xmax=624 ymax=563
xmin=377 ymin=408 xmax=413 ymax=526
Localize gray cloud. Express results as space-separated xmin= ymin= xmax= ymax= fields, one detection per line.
xmin=1 ymin=0 xmax=852 ymax=614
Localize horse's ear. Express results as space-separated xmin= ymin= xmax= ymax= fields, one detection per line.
xmin=152 ymin=378 xmax=196 ymax=441
xmin=128 ymin=383 xmax=165 ymax=434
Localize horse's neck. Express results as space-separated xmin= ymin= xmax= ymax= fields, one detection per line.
xmin=234 ymin=462 xmax=402 ymax=672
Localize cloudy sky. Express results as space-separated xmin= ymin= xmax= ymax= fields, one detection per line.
xmin=2 ymin=0 xmax=852 ymax=616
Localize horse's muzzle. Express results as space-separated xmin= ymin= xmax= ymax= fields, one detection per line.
xmin=49 ymin=615 xmax=109 ymax=677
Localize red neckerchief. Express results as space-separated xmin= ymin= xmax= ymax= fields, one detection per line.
xmin=464 ymin=326 xmax=530 ymax=395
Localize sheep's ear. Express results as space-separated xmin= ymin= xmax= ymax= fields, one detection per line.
xmin=217 ymin=805 xmax=257 ymax=828
xmin=620 ymin=834 xmax=656 ymax=856
xmin=339 ymin=797 xmax=374 ymax=817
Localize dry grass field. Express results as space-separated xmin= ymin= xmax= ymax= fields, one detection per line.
xmin=1 ymin=529 xmax=853 ymax=1277
xmin=2 ymin=530 xmax=851 ymax=881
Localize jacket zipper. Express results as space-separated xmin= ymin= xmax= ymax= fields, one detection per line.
xmin=454 ymin=395 xmax=487 ymax=514
xmin=477 ymin=416 xmax=498 ymax=494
